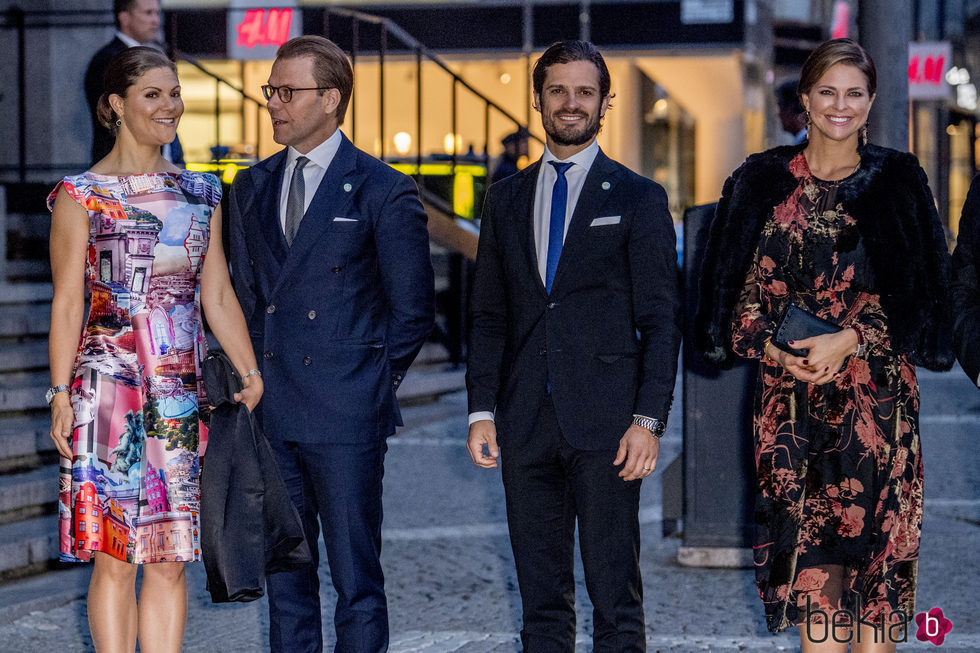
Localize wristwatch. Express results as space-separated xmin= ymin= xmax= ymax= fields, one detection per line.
xmin=632 ymin=415 xmax=666 ymax=438
xmin=45 ymin=384 xmax=69 ymax=405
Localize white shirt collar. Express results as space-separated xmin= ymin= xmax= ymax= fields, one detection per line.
xmin=286 ymin=129 xmax=343 ymax=171
xmin=116 ymin=31 xmax=143 ymax=48
xmin=541 ymin=139 xmax=600 ymax=171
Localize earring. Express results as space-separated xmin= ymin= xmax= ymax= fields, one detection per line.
xmin=804 ymin=110 xmax=811 ymax=128
xmin=859 ymin=122 xmax=869 ymax=146
xmin=115 ymin=119 xmax=122 ymax=127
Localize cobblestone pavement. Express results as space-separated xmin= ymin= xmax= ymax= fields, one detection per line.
xmin=0 ymin=368 xmax=977 ymax=652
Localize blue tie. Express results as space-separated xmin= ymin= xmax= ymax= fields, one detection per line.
xmin=545 ymin=161 xmax=573 ymax=294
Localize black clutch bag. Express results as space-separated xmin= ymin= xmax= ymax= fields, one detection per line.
xmin=773 ymin=303 xmax=842 ymax=357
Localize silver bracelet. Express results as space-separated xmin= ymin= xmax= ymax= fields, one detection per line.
xmin=244 ymin=368 xmax=262 ymax=379
xmin=632 ymin=414 xmax=666 ymax=438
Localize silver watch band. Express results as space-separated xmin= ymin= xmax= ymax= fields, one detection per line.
xmin=632 ymin=415 xmax=666 ymax=438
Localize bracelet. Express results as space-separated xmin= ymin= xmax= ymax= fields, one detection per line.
xmin=762 ymin=338 xmax=776 ymax=363
xmin=851 ymin=327 xmax=867 ymax=358
xmin=243 ymin=368 xmax=262 ymax=379
xmin=632 ymin=414 xmax=666 ymax=438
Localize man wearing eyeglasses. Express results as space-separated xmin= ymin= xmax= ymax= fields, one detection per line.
xmin=228 ymin=35 xmax=434 ymax=653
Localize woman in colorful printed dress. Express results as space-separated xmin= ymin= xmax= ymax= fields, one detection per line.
xmin=696 ymin=39 xmax=952 ymax=652
xmin=47 ymin=47 xmax=262 ymax=653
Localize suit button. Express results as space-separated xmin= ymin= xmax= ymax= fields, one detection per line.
xmin=332 ymin=266 xmax=342 ymax=273
xmin=303 ymin=355 xmax=312 ymax=366
xmin=539 ymin=347 xmax=547 ymax=356
xmin=266 ymin=304 xmax=276 ymax=314
xmin=308 ymin=310 xmax=317 ymax=320
xmin=263 ymin=351 xmax=274 ymax=360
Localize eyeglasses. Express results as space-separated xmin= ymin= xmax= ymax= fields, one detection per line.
xmin=261 ymin=85 xmax=332 ymax=103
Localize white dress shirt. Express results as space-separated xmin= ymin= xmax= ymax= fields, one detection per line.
xmin=278 ymin=129 xmax=343 ymax=233
xmin=468 ymin=141 xmax=600 ymax=426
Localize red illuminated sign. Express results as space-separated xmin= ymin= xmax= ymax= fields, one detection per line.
xmin=908 ymin=41 xmax=951 ymax=100
xmin=236 ymin=8 xmax=293 ymax=49
xmin=909 ymin=53 xmax=945 ymax=85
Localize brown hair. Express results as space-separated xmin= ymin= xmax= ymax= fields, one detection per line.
xmin=96 ymin=46 xmax=177 ymax=131
xmin=799 ymin=38 xmax=877 ymax=97
xmin=276 ymin=36 xmax=354 ymax=125
xmin=532 ymin=40 xmax=611 ymax=99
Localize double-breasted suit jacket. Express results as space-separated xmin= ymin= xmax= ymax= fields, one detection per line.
xmin=466 ymin=150 xmax=681 ymax=449
xmin=229 ymin=134 xmax=435 ymax=443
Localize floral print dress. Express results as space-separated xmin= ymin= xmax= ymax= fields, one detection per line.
xmin=732 ymin=153 xmax=922 ymax=632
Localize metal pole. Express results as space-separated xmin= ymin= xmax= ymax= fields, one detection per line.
xmin=484 ymin=103 xmax=491 ymax=168
xmin=857 ymin=0 xmax=911 ymax=151
xmin=579 ymin=0 xmax=591 ymax=42
xmin=452 ymin=78 xmax=458 ymax=168
xmin=214 ymin=78 xmax=221 ymax=159
xmin=523 ymin=0 xmax=533 ymax=126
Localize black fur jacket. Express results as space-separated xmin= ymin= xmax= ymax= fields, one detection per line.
xmin=951 ymin=175 xmax=980 ymax=386
xmin=695 ymin=142 xmax=954 ymax=371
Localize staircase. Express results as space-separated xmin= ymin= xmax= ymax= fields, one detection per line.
xmin=0 ymin=184 xmax=61 ymax=581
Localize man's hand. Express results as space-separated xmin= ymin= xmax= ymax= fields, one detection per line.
xmin=613 ymin=424 xmax=660 ymax=481
xmin=467 ymin=419 xmax=500 ymax=469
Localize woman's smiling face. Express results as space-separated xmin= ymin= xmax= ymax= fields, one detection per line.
xmin=113 ymin=66 xmax=182 ymax=147
xmin=802 ymin=63 xmax=875 ymax=145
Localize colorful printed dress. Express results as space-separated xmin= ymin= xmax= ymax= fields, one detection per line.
xmin=47 ymin=171 xmax=221 ymax=564
xmin=731 ymin=153 xmax=922 ymax=632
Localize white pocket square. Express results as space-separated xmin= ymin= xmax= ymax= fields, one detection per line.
xmin=590 ymin=216 xmax=621 ymax=226
xmin=333 ymin=217 xmax=358 ymax=222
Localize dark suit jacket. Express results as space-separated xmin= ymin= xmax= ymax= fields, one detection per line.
xmin=229 ymin=134 xmax=435 ymax=443
xmin=466 ymin=150 xmax=681 ymax=450
xmin=84 ymin=36 xmax=184 ymax=166
xmin=199 ymin=352 xmax=311 ymax=603
xmin=85 ymin=37 xmax=127 ymax=163
xmin=952 ymin=175 xmax=980 ymax=386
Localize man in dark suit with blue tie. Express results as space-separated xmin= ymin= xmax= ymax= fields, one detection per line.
xmin=228 ymin=35 xmax=434 ymax=653
xmin=466 ymin=40 xmax=681 ymax=652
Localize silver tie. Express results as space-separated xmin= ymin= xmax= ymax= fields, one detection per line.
xmin=284 ymin=156 xmax=309 ymax=246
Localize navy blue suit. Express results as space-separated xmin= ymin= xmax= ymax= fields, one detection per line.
xmin=229 ymin=133 xmax=434 ymax=652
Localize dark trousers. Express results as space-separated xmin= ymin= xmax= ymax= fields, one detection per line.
xmin=500 ymin=395 xmax=646 ymax=653
xmin=266 ymin=439 xmax=388 ymax=653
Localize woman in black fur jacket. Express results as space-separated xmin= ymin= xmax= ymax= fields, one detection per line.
xmin=952 ymin=176 xmax=980 ymax=387
xmin=696 ymin=39 xmax=952 ymax=651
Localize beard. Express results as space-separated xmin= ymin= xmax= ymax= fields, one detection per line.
xmin=542 ymin=109 xmax=602 ymax=147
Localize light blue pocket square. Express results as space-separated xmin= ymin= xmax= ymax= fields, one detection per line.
xmin=590 ymin=216 xmax=621 ymax=226
xmin=333 ymin=217 xmax=358 ymax=222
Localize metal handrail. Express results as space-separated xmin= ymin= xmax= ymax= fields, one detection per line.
xmin=0 ymin=5 xmax=538 ymax=183
xmin=173 ymin=51 xmax=267 ymax=161
xmin=324 ymin=5 xmax=541 ymax=167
